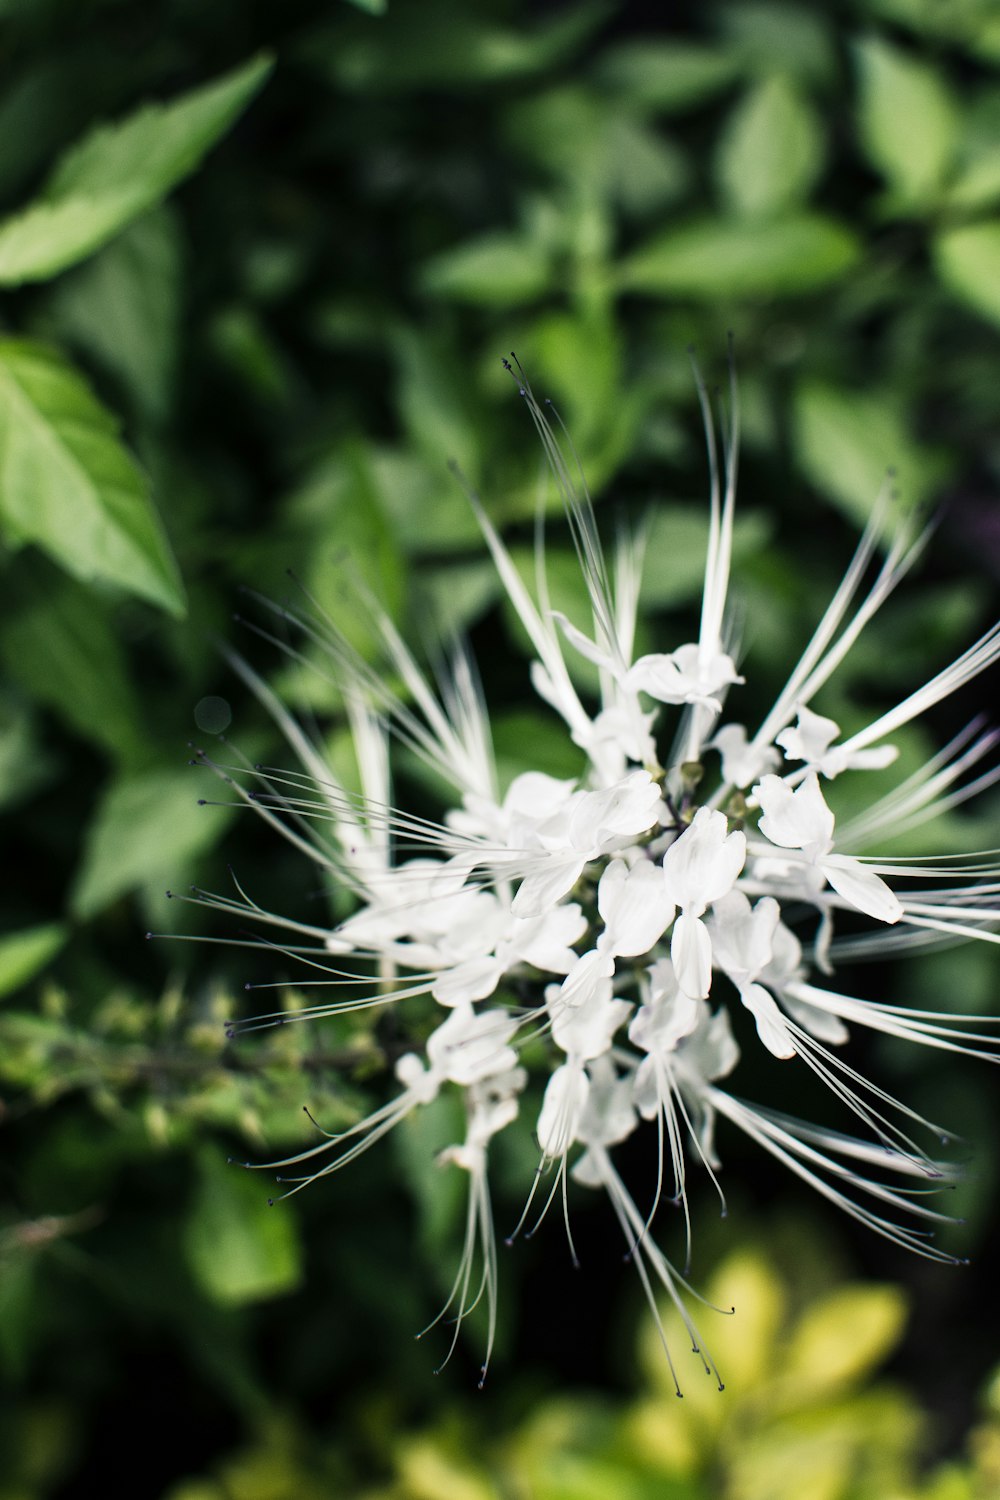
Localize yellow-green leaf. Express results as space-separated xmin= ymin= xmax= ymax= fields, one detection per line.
xmin=934 ymin=221 xmax=1000 ymax=329
xmin=855 ymin=38 xmax=957 ymax=209
xmin=0 ymin=924 xmax=67 ymax=1000
xmin=716 ymin=77 xmax=824 ymax=219
xmin=781 ymin=1283 xmax=907 ymax=1399
xmin=621 ymin=215 xmax=859 ymax=298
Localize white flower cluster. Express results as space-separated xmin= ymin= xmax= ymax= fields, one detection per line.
xmin=197 ymin=371 xmax=1000 ymax=1392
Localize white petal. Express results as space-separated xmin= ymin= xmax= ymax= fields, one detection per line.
xmin=511 ymin=902 xmax=589 ymax=973
xmin=822 ymin=855 xmax=903 ymax=924
xmin=740 ymin=982 xmax=796 ymax=1059
xmin=662 ymin=806 xmax=746 ymax=914
xmin=598 ymin=857 xmax=673 ymax=957
xmin=755 ymin=772 xmax=834 ymax=852
xmin=431 ymin=956 xmax=503 ymax=1007
xmin=511 ymin=856 xmax=587 ymax=918
xmin=536 ymin=1062 xmax=590 ymax=1157
xmin=670 ymin=912 xmax=713 ymax=999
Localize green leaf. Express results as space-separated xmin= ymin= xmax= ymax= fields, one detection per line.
xmin=0 ymin=573 xmax=146 ymax=762
xmin=0 ymin=338 xmax=185 ymax=615
xmin=43 ymin=206 xmax=182 ymax=424
xmin=793 ymin=382 xmax=951 ymax=527
xmin=0 ymin=697 xmax=58 ymax=811
xmin=0 ymin=53 xmax=272 ymax=285
xmin=504 ymin=88 xmax=689 ymax=215
xmin=855 ymin=38 xmax=958 ymax=209
xmin=718 ymin=3 xmax=836 ymax=85
xmin=0 ymin=924 xmax=67 ymax=1000
xmin=946 ymin=149 xmax=1000 ymax=212
xmin=621 ymin=215 xmax=859 ymax=297
xmin=70 ymin=767 xmax=235 ymax=920
xmin=183 ymin=1148 xmax=302 ymax=1306
xmin=716 ymin=76 xmax=824 ymax=218
xmin=420 ymin=231 xmax=552 ymax=307
xmin=933 ymin=221 xmax=1000 ymax=329
xmin=594 ymin=41 xmax=739 ymax=113
xmin=782 ymin=1283 xmax=907 ymax=1399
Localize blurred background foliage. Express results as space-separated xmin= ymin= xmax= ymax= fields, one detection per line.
xmin=1 ymin=0 xmax=999 ymax=1494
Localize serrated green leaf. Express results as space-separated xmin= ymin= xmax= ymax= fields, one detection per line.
xmin=793 ymin=383 xmax=950 ymax=527
xmin=855 ymin=38 xmax=958 ymax=209
xmin=183 ymin=1148 xmax=302 ymax=1306
xmin=621 ymin=215 xmax=859 ymax=297
xmin=0 ymin=338 xmax=185 ymax=614
xmin=933 ymin=221 xmax=1000 ymax=328
xmin=0 ymin=924 xmax=67 ymax=1000
xmin=44 ymin=206 xmax=182 ymax=424
xmin=70 ymin=767 xmax=234 ymax=919
xmin=716 ymin=76 xmax=824 ymax=219
xmin=0 ymin=53 xmax=272 ymax=285
xmin=420 ymin=232 xmax=551 ymax=307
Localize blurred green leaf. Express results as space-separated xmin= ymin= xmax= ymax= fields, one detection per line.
xmin=0 ymin=53 xmax=272 ymax=285
xmin=70 ymin=767 xmax=235 ymax=919
xmin=0 ymin=697 xmax=57 ymax=811
xmin=716 ymin=76 xmax=824 ymax=218
xmin=0 ymin=573 xmax=146 ymax=762
xmin=313 ymin=2 xmax=606 ymax=91
xmin=44 ymin=206 xmax=182 ymax=424
xmin=184 ymin=1148 xmax=302 ymax=1306
xmin=0 ymin=924 xmax=66 ymax=1000
xmin=621 ymin=215 xmax=859 ymax=297
xmin=781 ymin=1284 xmax=907 ymax=1400
xmin=0 ymin=338 xmax=185 ymax=614
xmin=793 ymin=382 xmax=950 ymax=526
xmin=594 ymin=41 xmax=739 ymax=113
xmin=717 ymin=2 xmax=836 ymax=85
xmin=933 ymin=221 xmax=1000 ymax=328
xmin=505 ymin=89 xmax=689 ymax=215
xmin=641 ymin=506 xmax=773 ymax=610
xmin=855 ymin=37 xmax=958 ymax=209
xmin=421 ymin=232 xmax=552 ymax=307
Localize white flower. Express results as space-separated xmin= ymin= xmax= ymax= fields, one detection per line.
xmin=203 ymin=364 xmax=1000 ymax=1390
xmin=753 ymin=772 xmax=903 ymax=924
xmin=776 ymin=705 xmax=899 ymax=779
xmin=662 ymin=807 xmax=747 ymax=999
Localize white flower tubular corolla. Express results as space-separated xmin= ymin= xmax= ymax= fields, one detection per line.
xmin=662 ymin=807 xmax=747 ymax=999
xmin=211 ymin=371 xmax=1000 ymax=1389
